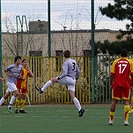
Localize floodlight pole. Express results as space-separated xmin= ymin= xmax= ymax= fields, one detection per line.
xmin=91 ymin=0 xmax=95 ymax=103
xmin=0 ymin=0 xmax=2 ymax=98
xmin=48 ymin=0 xmax=51 ymax=57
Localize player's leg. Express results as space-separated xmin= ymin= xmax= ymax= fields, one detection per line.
xmin=124 ymin=100 xmax=130 ymax=126
xmin=19 ymin=93 xmax=27 ymax=113
xmin=58 ymin=76 xmax=84 ymax=116
xmin=8 ymin=90 xmax=18 ymax=113
xmin=69 ymin=90 xmax=84 ymax=117
xmin=109 ymin=99 xmax=117 ymax=125
xmin=122 ymin=87 xmax=130 ymax=126
xmin=0 ymin=90 xmax=10 ymax=105
xmin=14 ymin=94 xmax=21 ymax=113
xmin=7 ymin=82 xmax=18 ymax=112
xmin=109 ymin=86 xmax=121 ymax=125
xmin=129 ymin=87 xmax=133 ymax=113
xmin=35 ymin=77 xmax=57 ymax=93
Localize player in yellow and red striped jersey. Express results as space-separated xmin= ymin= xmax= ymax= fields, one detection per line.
xmin=109 ymin=49 xmax=133 ymax=126
xmin=129 ymin=59 xmax=133 ymax=113
xmin=15 ymin=59 xmax=33 ymax=113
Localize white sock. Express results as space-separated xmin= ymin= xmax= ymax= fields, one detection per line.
xmin=41 ymin=80 xmax=52 ymax=92
xmin=73 ymin=97 xmax=82 ymax=111
xmin=9 ymin=95 xmax=16 ymax=105
xmin=0 ymin=97 xmax=5 ymax=105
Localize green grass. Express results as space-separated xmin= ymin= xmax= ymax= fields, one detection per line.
xmin=0 ymin=104 xmax=133 ymax=133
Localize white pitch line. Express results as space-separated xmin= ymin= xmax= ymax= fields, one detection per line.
xmin=1 ymin=115 xmax=124 ymax=119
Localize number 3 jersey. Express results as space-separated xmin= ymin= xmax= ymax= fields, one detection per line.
xmin=58 ymin=58 xmax=80 ymax=80
xmin=111 ymin=57 xmax=133 ymax=89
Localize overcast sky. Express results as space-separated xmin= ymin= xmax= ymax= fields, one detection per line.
xmin=2 ymin=0 xmax=130 ymax=32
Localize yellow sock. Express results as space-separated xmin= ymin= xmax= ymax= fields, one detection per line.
xmin=15 ymin=99 xmax=20 ymax=109
xmin=109 ymin=111 xmax=115 ymax=121
xmin=124 ymin=105 xmax=130 ymax=122
xmin=131 ymin=96 xmax=133 ymax=104
xmin=20 ymin=99 xmax=26 ymax=110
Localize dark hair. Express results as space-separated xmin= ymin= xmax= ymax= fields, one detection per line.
xmin=22 ymin=59 xmax=28 ymax=63
xmin=120 ymin=49 xmax=127 ymax=57
xmin=14 ymin=56 xmax=21 ymax=63
xmin=64 ymin=50 xmax=71 ymax=58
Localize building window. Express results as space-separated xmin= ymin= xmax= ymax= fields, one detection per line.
xmin=29 ymin=51 xmax=42 ymax=56
xmin=83 ymin=50 xmax=90 ymax=57
xmin=56 ymin=50 xmax=63 ymax=71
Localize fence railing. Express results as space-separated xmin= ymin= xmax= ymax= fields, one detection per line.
xmin=1 ymin=56 xmax=91 ymax=104
xmin=2 ymin=55 xmax=131 ymax=104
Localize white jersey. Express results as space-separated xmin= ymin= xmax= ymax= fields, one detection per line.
xmin=58 ymin=58 xmax=80 ymax=80
xmin=5 ymin=64 xmax=22 ymax=84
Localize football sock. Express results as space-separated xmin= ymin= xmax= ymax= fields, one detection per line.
xmin=131 ymin=96 xmax=133 ymax=104
xmin=124 ymin=105 xmax=130 ymax=122
xmin=15 ymin=99 xmax=20 ymax=109
xmin=20 ymin=99 xmax=26 ymax=110
xmin=0 ymin=97 xmax=5 ymax=105
xmin=9 ymin=95 xmax=16 ymax=105
xmin=41 ymin=80 xmax=52 ymax=92
xmin=109 ymin=111 xmax=115 ymax=121
xmin=73 ymin=97 xmax=82 ymax=111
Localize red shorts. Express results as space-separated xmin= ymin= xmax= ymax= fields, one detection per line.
xmin=112 ymin=86 xmax=130 ymax=100
xmin=18 ymin=88 xmax=28 ymax=94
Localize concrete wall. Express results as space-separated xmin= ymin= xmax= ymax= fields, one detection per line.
xmin=2 ymin=29 xmax=120 ymax=57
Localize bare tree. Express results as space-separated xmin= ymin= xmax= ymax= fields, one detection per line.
xmin=2 ymin=16 xmax=48 ymax=57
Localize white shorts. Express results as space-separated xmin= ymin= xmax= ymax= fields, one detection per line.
xmin=6 ymin=82 xmax=17 ymax=93
xmin=58 ymin=76 xmax=76 ymax=91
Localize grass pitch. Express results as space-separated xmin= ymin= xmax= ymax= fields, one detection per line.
xmin=0 ymin=104 xmax=133 ymax=133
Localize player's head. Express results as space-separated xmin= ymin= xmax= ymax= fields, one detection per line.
xmin=22 ymin=59 xmax=28 ymax=67
xmin=64 ymin=50 xmax=71 ymax=58
xmin=14 ymin=56 xmax=22 ymax=63
xmin=120 ymin=49 xmax=127 ymax=57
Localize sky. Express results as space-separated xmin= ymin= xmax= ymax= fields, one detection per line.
xmin=1 ymin=0 xmax=130 ymax=32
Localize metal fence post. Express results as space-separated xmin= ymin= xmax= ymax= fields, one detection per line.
xmin=91 ymin=0 xmax=95 ymax=103
xmin=48 ymin=0 xmax=51 ymax=57
xmin=0 ymin=0 xmax=2 ymax=98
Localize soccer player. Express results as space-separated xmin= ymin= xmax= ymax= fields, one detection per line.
xmin=108 ymin=49 xmax=133 ymax=126
xmin=129 ymin=87 xmax=133 ymax=113
xmin=36 ymin=50 xmax=85 ymax=117
xmin=14 ymin=59 xmax=33 ymax=113
xmin=0 ymin=56 xmax=22 ymax=113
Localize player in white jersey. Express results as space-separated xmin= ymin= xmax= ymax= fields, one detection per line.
xmin=36 ymin=50 xmax=84 ymax=117
xmin=0 ymin=56 xmax=22 ymax=112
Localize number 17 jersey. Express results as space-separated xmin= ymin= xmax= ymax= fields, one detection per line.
xmin=111 ymin=57 xmax=133 ymax=89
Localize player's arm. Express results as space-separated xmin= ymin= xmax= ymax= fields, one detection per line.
xmin=110 ymin=73 xmax=114 ymax=89
xmin=58 ymin=63 xmax=68 ymax=80
xmin=110 ymin=59 xmax=116 ymax=89
xmin=26 ymin=66 xmax=33 ymax=77
xmin=18 ymin=68 xmax=25 ymax=80
xmin=4 ymin=64 xmax=15 ymax=77
xmin=4 ymin=70 xmax=13 ymax=77
xmin=28 ymin=69 xmax=34 ymax=77
xmin=75 ymin=64 xmax=80 ymax=80
xmin=130 ymin=60 xmax=133 ymax=88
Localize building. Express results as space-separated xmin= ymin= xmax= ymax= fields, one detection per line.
xmin=29 ymin=20 xmax=48 ymax=33
xmin=2 ymin=29 xmax=120 ymax=57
